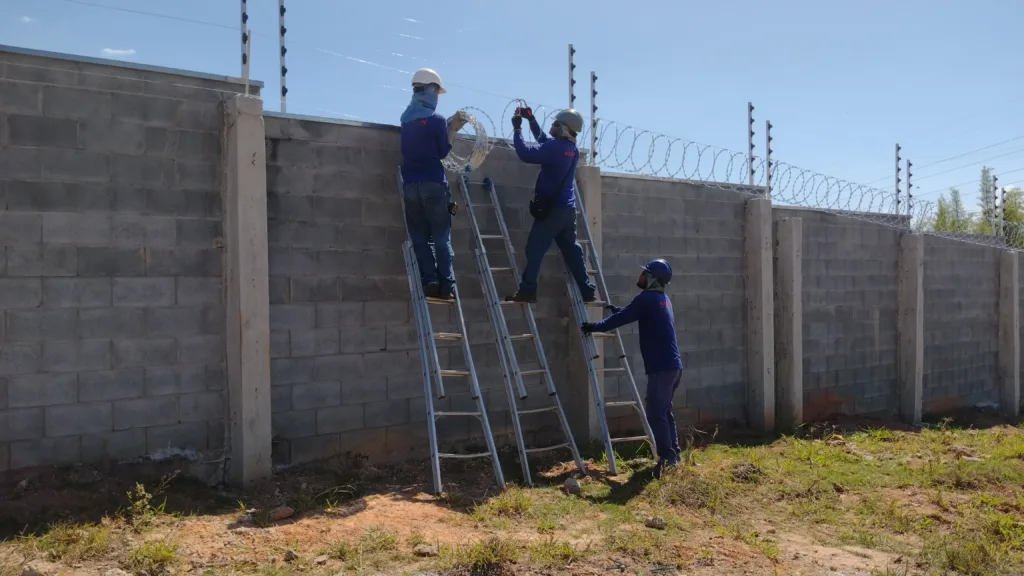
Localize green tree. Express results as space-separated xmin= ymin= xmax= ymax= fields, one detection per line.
xmin=931 ymin=187 xmax=972 ymax=233
xmin=1000 ymin=186 xmax=1024 ymax=247
xmin=973 ymin=166 xmax=996 ymax=234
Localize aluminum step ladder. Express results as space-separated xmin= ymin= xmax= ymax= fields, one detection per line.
xmin=458 ymin=175 xmax=585 ymax=485
xmin=395 ymin=168 xmax=505 ymax=494
xmin=564 ymin=180 xmax=657 ymax=475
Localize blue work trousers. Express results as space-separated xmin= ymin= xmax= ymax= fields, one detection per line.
xmin=519 ymin=206 xmax=596 ymax=297
xmin=645 ymin=369 xmax=683 ymax=465
xmin=402 ymin=181 xmax=454 ymax=291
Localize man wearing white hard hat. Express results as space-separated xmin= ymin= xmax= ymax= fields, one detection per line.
xmin=400 ymin=68 xmax=462 ymax=300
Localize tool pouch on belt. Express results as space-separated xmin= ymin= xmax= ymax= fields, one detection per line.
xmin=529 ymin=144 xmax=579 ymax=222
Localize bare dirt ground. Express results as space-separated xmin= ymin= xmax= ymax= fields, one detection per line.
xmin=2 ymin=411 xmax=1023 ymax=576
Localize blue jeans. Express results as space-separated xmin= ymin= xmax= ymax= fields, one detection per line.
xmin=403 ymin=181 xmax=454 ymax=291
xmin=519 ymin=206 xmax=595 ymax=297
xmin=646 ymin=369 xmax=682 ymax=464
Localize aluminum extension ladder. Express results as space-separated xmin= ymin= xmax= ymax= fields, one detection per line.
xmin=458 ymin=175 xmax=586 ymax=485
xmin=564 ymin=181 xmax=657 ymax=475
xmin=395 ymin=168 xmax=505 ymax=494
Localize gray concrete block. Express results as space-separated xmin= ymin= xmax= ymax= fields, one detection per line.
xmin=178 ymin=392 xmax=223 ymax=423
xmin=270 ymin=304 xmax=316 ymax=331
xmin=290 ymin=328 xmax=341 ymax=357
xmin=175 ymin=162 xmax=218 ymax=188
xmin=0 ymin=80 xmax=41 ymax=114
xmin=79 ymin=118 xmax=147 ymax=155
xmin=79 ymin=308 xmax=145 ymax=339
xmin=113 ymin=278 xmax=176 ymax=307
xmin=5 ymin=245 xmax=77 ymax=277
xmin=111 ymin=92 xmax=181 ymax=126
xmin=81 ymin=428 xmax=147 ymax=462
xmin=44 ymin=278 xmax=111 ymax=307
xmin=146 ymin=189 xmax=216 ymax=217
xmin=270 ymin=331 xmax=290 ymax=359
xmin=313 ymin=354 xmax=363 ymax=381
xmin=0 ymin=344 xmax=41 ymax=376
xmin=0 ymin=278 xmax=43 ymax=309
xmin=173 ymin=130 xmax=220 ymax=160
xmin=292 ymin=381 xmax=342 ymax=410
xmin=364 ymin=301 xmax=409 ymax=325
xmin=176 ymin=277 xmax=221 ymax=305
xmin=0 ymin=213 xmax=42 ymax=245
xmin=387 ymin=375 xmax=424 ymax=400
xmin=114 ymin=395 xmax=179 ymax=430
xmin=145 ymin=365 xmax=206 ymax=396
xmin=267 ymin=193 xmax=314 ymax=222
xmin=40 ymin=149 xmax=109 ymax=183
xmin=143 ymin=305 xmax=221 ymax=337
xmin=7 ymin=373 xmax=77 ymax=408
xmin=178 ymin=335 xmax=225 ymax=365
xmin=176 ymin=218 xmax=221 ymax=246
xmin=43 ymin=339 xmax=111 ymax=373
xmin=0 ymin=147 xmax=43 ymax=181
xmin=46 ymin=402 xmax=113 ymax=437
xmin=146 ymin=248 xmax=220 ymax=277
xmin=0 ymin=378 xmax=6 ymax=410
xmin=269 ymin=277 xmax=290 ymax=304
xmin=271 ymin=383 xmax=292 ymax=413
xmin=269 ymin=249 xmax=317 ymax=277
xmin=112 ymin=216 xmax=176 ymax=247
xmin=364 ymin=399 xmax=410 ymax=428
xmin=146 ymin=422 xmax=207 ymax=452
xmin=0 ymin=407 xmax=43 ymax=441
xmin=9 ymin=436 xmax=80 ymax=468
xmin=340 ymin=327 xmax=386 ymax=354
xmin=6 ymin=309 xmax=77 ymax=342
xmin=271 ymin=357 xmax=316 ymax=385
xmin=272 ymin=409 xmax=316 ymax=438
xmin=291 ymin=278 xmax=341 ymax=303
xmin=341 ymin=377 xmax=388 ymax=405
xmin=7 ymin=115 xmax=78 ymax=148
xmin=42 ymin=85 xmax=110 ymax=120
xmin=316 ymin=404 xmax=364 ymax=434
xmin=112 ymin=338 xmax=177 ymax=368
xmin=78 ymin=247 xmax=145 ymax=276
xmin=79 ymin=368 xmax=145 ymax=402
xmin=315 ymin=302 xmax=364 ymax=327
xmin=363 ymin=351 xmax=415 ymax=378
xmin=110 ymin=154 xmax=173 ymax=187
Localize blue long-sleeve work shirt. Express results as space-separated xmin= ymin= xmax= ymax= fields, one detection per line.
xmin=513 ymin=119 xmax=578 ymax=208
xmin=589 ymin=290 xmax=682 ymax=375
xmin=401 ymin=113 xmax=451 ymax=186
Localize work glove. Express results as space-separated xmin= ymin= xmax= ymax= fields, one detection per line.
xmin=511 ymin=113 xmax=523 ymax=131
xmin=448 ymin=201 xmax=459 ymax=216
xmin=581 ymin=322 xmax=596 ymax=334
xmin=605 ymin=304 xmax=622 ymax=314
xmin=518 ymin=106 xmax=534 ymax=121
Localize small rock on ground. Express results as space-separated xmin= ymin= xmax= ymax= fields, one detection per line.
xmin=645 ymin=516 xmax=666 ymax=530
xmin=284 ymin=549 xmax=299 ymax=562
xmin=563 ymin=478 xmax=581 ymax=495
xmin=314 ymin=554 xmax=329 ymax=565
xmin=20 ymin=561 xmax=59 ymax=576
xmin=413 ymin=544 xmax=439 ymax=557
xmin=103 ymin=570 xmax=131 ymax=576
xmin=271 ymin=506 xmax=295 ymax=521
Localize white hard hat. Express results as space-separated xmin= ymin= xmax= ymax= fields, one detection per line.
xmin=411 ymin=68 xmax=446 ymax=94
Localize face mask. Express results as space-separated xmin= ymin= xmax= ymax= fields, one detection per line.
xmin=637 ymin=271 xmax=649 ymax=290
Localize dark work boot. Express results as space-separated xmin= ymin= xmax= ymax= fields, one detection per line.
xmin=580 ymin=289 xmax=598 ymax=303
xmin=438 ymin=283 xmax=456 ymax=301
xmin=505 ymin=290 xmax=537 ymax=304
xmin=423 ymin=282 xmax=440 ymax=299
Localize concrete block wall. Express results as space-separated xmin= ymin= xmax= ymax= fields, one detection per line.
xmin=263 ymin=115 xmax=570 ymax=467
xmin=773 ymin=208 xmax=901 ymax=419
xmin=601 ymin=175 xmax=749 ymax=430
xmin=0 ymin=47 xmax=256 ymax=471
xmin=923 ymin=235 xmax=1001 ymax=415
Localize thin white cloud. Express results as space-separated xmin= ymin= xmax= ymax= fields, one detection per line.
xmin=101 ymin=48 xmax=136 ymax=57
xmin=396 ymin=33 xmax=423 ymax=40
xmin=20 ymin=16 xmax=34 ymax=23
xmin=402 ymin=17 xmax=420 ymax=23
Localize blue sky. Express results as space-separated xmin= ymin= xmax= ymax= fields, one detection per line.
xmin=2 ymin=0 xmax=1023 ymax=210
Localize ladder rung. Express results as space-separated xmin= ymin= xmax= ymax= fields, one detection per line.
xmin=509 ymin=333 xmax=535 ymax=341
xmin=501 ymin=300 xmax=527 ymax=307
xmin=605 ymin=401 xmax=637 ymax=408
xmin=519 ymin=369 xmax=547 ymax=377
xmin=586 ymin=269 xmax=598 ymax=274
xmin=473 ymin=203 xmax=496 ymax=208
xmin=439 ymin=369 xmax=471 ymax=377
xmin=433 ymin=332 xmax=464 ymax=341
xmin=585 ymin=301 xmax=609 ymax=307
xmin=518 ymin=406 xmax=558 ymax=415
xmin=438 ymin=451 xmax=492 ymax=459
xmin=435 ymin=411 xmax=481 ymax=418
xmin=611 ymin=436 xmax=650 ymax=444
xmin=490 ymin=267 xmax=514 ymax=273
xmin=525 ymin=442 xmax=570 ymax=454
xmin=578 ymin=239 xmax=590 ymax=244
xmin=425 ymin=297 xmax=455 ymax=305
xmin=592 ymin=332 xmax=616 ymax=339
xmin=597 ymin=367 xmax=626 ymax=373
xmin=479 ymin=234 xmax=504 ymax=239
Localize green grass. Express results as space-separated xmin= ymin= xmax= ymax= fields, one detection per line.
xmin=121 ymin=539 xmax=177 ymax=575
xmin=438 ymin=536 xmax=519 ymax=576
xmin=27 ymin=522 xmax=116 ymax=562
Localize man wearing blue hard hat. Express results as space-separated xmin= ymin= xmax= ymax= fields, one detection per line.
xmin=582 ymin=258 xmax=682 ymax=477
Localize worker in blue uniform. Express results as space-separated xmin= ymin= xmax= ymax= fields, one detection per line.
xmin=581 ymin=258 xmax=683 ymax=477
xmin=400 ymin=68 xmax=462 ymax=300
xmin=504 ymin=106 xmax=597 ymax=304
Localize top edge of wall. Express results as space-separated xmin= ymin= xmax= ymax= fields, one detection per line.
xmin=0 ymin=44 xmax=264 ymax=88
xmin=264 ymin=111 xmax=399 ymax=132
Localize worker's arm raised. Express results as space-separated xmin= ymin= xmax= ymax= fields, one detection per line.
xmin=513 ymin=129 xmax=556 ymax=164
xmin=529 ymin=118 xmax=549 ymax=143
xmin=588 ymin=295 xmax=642 ymax=332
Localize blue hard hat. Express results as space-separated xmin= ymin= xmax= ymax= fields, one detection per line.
xmin=641 ymin=258 xmax=672 ymax=285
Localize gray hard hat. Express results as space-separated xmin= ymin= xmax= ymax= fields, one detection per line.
xmin=554 ymin=109 xmax=584 ymax=135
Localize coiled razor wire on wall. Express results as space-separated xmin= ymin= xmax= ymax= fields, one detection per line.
xmin=441 ymin=109 xmax=494 ymax=173
xmin=456 ymin=98 xmax=1024 ymax=252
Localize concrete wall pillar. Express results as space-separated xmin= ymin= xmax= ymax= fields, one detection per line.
xmin=773 ymin=217 xmax=802 ymax=431
xmin=898 ymin=233 xmax=924 ymax=425
xmin=565 ymin=166 xmax=603 ymax=442
xmin=998 ymin=251 xmax=1020 ymax=417
xmin=223 ymin=95 xmax=273 ymax=486
xmin=744 ymin=197 xmax=775 ymax=432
